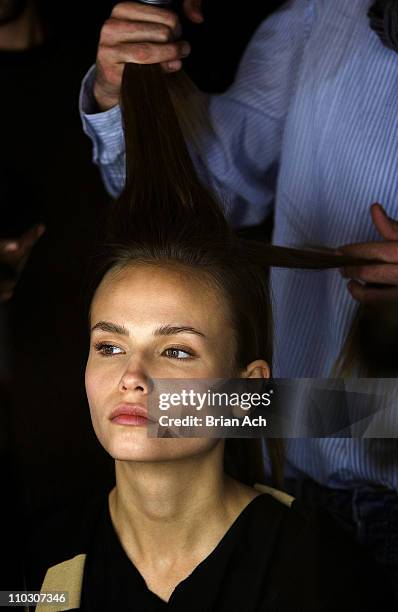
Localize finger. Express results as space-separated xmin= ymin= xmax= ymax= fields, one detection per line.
xmin=0 ymin=240 xmax=23 ymax=268
xmin=0 ymin=240 xmax=18 ymax=254
xmin=183 ymin=0 xmax=204 ymax=23
xmin=341 ymin=263 xmax=398 ymax=284
xmin=371 ymin=202 xmax=398 ymax=241
xmin=100 ymin=18 xmax=178 ymax=46
xmin=111 ymin=40 xmax=190 ymax=65
xmin=18 ymin=223 xmax=46 ymax=250
xmin=111 ymin=3 xmax=180 ymax=34
xmin=161 ymin=59 xmax=182 ymax=72
xmin=338 ymin=240 xmax=398 ymax=263
xmin=347 ymin=280 xmax=398 ymax=304
xmin=0 ymin=280 xmax=16 ymax=302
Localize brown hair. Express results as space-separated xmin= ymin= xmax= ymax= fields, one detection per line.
xmin=88 ymin=63 xmax=375 ymax=488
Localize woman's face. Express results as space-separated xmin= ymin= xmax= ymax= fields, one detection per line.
xmin=85 ymin=263 xmax=238 ymax=462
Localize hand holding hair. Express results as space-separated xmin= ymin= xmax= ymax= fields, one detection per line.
xmin=338 ymin=203 xmax=398 ymax=303
xmin=93 ymin=1 xmax=196 ymax=111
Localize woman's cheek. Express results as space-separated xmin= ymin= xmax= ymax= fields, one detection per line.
xmin=86 ymin=374 xmax=109 ymax=438
xmin=85 ymin=362 xmax=107 ymax=412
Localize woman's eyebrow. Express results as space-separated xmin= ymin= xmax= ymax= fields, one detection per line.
xmin=154 ymin=325 xmax=205 ymax=338
xmin=91 ymin=321 xmax=129 ymax=336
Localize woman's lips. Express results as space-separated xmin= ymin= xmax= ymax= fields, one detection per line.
xmin=110 ymin=404 xmax=148 ymax=426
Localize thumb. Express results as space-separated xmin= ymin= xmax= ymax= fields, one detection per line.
xmin=183 ymin=0 xmax=204 ymax=23
xmin=371 ymin=203 xmax=398 ymax=241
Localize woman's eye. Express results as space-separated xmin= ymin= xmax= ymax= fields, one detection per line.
xmin=94 ymin=342 xmax=124 ymax=357
xmin=163 ymin=347 xmax=193 ymax=360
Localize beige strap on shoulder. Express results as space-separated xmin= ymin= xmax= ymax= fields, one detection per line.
xmin=254 ymin=483 xmax=295 ymax=508
xmin=36 ymin=554 xmax=86 ymax=611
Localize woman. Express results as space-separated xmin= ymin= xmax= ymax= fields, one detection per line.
xmin=25 ymin=63 xmax=388 ymax=610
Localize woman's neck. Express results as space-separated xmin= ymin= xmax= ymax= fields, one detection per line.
xmin=109 ymin=445 xmax=258 ymax=600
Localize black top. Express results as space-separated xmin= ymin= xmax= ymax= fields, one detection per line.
xmin=79 ymin=493 xmax=386 ymax=611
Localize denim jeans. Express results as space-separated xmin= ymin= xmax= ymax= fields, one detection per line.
xmin=285 ymin=479 xmax=398 ymax=602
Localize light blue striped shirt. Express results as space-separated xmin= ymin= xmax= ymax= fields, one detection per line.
xmin=80 ymin=0 xmax=398 ymax=491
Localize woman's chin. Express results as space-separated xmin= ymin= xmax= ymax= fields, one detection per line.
xmin=103 ymin=434 xmax=218 ymax=463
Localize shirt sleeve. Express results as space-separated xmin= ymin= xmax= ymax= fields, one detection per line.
xmin=79 ymin=0 xmax=314 ymax=225
xmin=194 ymin=0 xmax=314 ymax=226
xmin=79 ymin=65 xmax=125 ymax=198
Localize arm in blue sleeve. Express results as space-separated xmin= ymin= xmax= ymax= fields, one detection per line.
xmin=79 ymin=65 xmax=126 ymax=198
xmin=79 ymin=0 xmax=313 ymax=226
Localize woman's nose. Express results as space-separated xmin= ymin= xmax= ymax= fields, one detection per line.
xmin=119 ymin=360 xmax=151 ymax=394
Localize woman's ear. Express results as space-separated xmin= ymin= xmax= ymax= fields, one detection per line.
xmin=231 ymin=360 xmax=271 ymax=419
xmin=241 ymin=359 xmax=271 ymax=379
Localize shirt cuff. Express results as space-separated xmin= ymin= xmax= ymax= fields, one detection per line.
xmin=79 ymin=64 xmax=124 ymax=164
